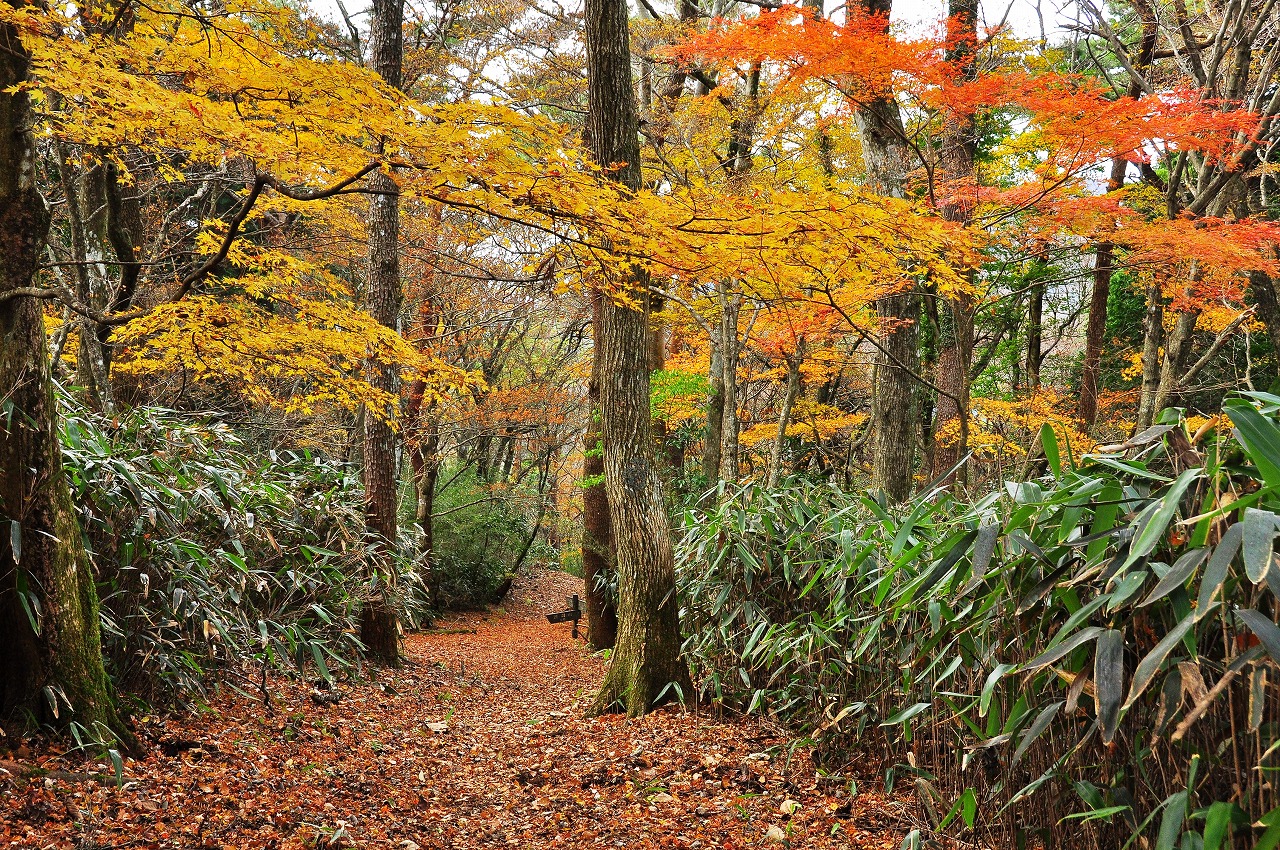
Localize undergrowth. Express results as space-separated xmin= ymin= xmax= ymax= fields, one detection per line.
xmin=679 ymin=393 xmax=1280 ymax=849
xmin=60 ymin=400 xmax=426 ymax=708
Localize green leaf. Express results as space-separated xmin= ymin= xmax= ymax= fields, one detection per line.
xmin=1041 ymin=423 xmax=1062 ymax=478
xmin=1257 ymin=805 xmax=1280 ymax=850
xmin=880 ymin=702 xmax=931 ymax=727
xmin=1225 ymin=399 xmax=1280 ymax=488
xmin=1024 ymin=627 xmax=1105 ymax=672
xmin=1155 ymin=791 xmax=1187 ymax=850
xmin=971 ymin=523 xmax=999 ymax=577
xmin=1012 ymin=701 xmax=1062 ymax=766
xmin=1126 ymin=468 xmax=1202 ymax=569
xmin=1062 ymin=805 xmax=1130 ymax=824
xmin=1237 ymin=609 xmax=1280 ymax=665
xmin=1242 ymin=509 xmax=1279 ymax=584
xmin=980 ymin=664 xmax=1016 ymax=717
xmin=1201 ymin=801 xmax=1235 ymax=850
xmin=1197 ymin=522 xmax=1243 ymax=617
xmin=1141 ymin=548 xmax=1208 ymax=607
xmin=9 ymin=520 xmax=19 ymax=565
xmin=1124 ymin=612 xmax=1196 ymax=709
xmin=1095 ymin=629 xmax=1124 ymax=743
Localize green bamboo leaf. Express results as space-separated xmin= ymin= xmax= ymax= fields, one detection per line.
xmin=1126 ymin=468 xmax=1203 ymax=569
xmin=1155 ymin=791 xmax=1187 ymax=850
xmin=1041 ymin=423 xmax=1062 ymax=479
xmin=1236 ymin=608 xmax=1280 ymax=665
xmin=1201 ymin=801 xmax=1236 ymax=850
xmin=1243 ymin=508 xmax=1279 ymax=584
xmin=1257 ymin=805 xmax=1280 ymax=850
xmin=1197 ymin=522 xmax=1243 ymax=617
xmin=1124 ymin=612 xmax=1196 ymax=709
xmin=880 ymin=702 xmax=931 ymax=727
xmin=980 ymin=664 xmax=1016 ymax=717
xmin=1012 ymin=701 xmax=1063 ymax=766
xmin=1140 ymin=548 xmax=1207 ymax=607
xmin=1224 ymin=399 xmax=1280 ymax=488
xmin=1251 ymin=665 xmax=1267 ymax=732
xmin=1095 ymin=629 xmax=1124 ymax=744
xmin=1024 ymin=627 xmax=1105 ymax=673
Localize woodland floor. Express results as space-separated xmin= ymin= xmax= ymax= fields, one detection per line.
xmin=1 ymin=568 xmax=916 ymax=849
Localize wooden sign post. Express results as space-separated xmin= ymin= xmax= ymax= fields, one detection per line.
xmin=546 ymin=594 xmax=582 ymax=639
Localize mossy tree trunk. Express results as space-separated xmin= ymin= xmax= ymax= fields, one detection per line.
xmin=0 ymin=11 xmax=128 ymax=742
xmin=584 ymin=0 xmax=689 ymax=715
xmin=582 ymin=288 xmax=617 ymax=650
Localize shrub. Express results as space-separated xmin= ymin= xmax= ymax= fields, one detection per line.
xmin=60 ymin=400 xmax=408 ymax=705
xmin=430 ymin=474 xmax=531 ymax=608
xmin=679 ymin=394 xmax=1280 ymax=849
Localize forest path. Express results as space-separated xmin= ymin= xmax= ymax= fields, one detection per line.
xmin=2 ymin=567 xmax=909 ymax=849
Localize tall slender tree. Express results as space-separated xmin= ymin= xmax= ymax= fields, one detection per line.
xmin=929 ymin=0 xmax=978 ymax=483
xmin=361 ymin=0 xmax=406 ymax=665
xmin=0 ymin=6 xmax=127 ymax=741
xmin=850 ymin=0 xmax=919 ymax=502
xmin=585 ymin=0 xmax=690 ymax=716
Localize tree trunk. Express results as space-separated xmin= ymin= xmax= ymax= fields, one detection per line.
xmin=929 ymin=0 xmax=978 ymax=484
xmin=717 ymin=288 xmax=741 ymax=485
xmin=702 ymin=327 xmax=724 ymax=493
xmin=0 ymin=13 xmax=128 ymax=742
xmin=583 ymin=290 xmax=617 ymax=650
xmin=1025 ymin=264 xmax=1044 ymax=392
xmin=1079 ymin=234 xmax=1116 ymax=427
xmin=851 ymin=0 xmax=919 ymax=501
xmin=1135 ymin=278 xmax=1165 ymax=430
xmin=407 ymin=380 xmax=439 ymax=608
xmin=1078 ymin=0 xmax=1155 ymax=426
xmin=55 ymin=152 xmax=115 ymax=413
xmin=1153 ymin=309 xmax=1198 ymax=417
xmin=767 ymin=339 xmax=804 ymax=489
xmin=584 ymin=0 xmax=689 ymax=716
xmin=1251 ymin=270 xmax=1280 ymax=390
xmin=360 ymin=0 xmax=405 ymax=667
xmin=870 ymin=291 xmax=918 ymax=500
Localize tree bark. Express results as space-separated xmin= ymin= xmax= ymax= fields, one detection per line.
xmin=767 ymin=339 xmax=804 ymax=489
xmin=1078 ymin=236 xmax=1115 ymax=427
xmin=584 ymin=0 xmax=689 ymax=716
xmin=360 ymin=0 xmax=405 ymax=666
xmin=929 ymin=0 xmax=978 ymax=484
xmin=701 ymin=327 xmax=724 ymax=492
xmin=1251 ymin=270 xmax=1280 ymax=390
xmin=1079 ymin=5 xmax=1155 ymax=426
xmin=407 ymin=380 xmax=439 ymax=608
xmin=850 ymin=0 xmax=919 ymax=501
xmin=582 ymin=290 xmax=616 ymax=650
xmin=717 ymin=287 xmax=741 ymax=485
xmin=0 ymin=11 xmax=128 ymax=742
xmin=1025 ymin=262 xmax=1045 ymax=392
xmin=1135 ymin=278 xmax=1165 ymax=430
xmin=870 ymin=292 xmax=918 ymax=500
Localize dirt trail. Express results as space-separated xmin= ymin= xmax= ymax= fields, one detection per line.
xmin=2 ymin=568 xmax=910 ymax=849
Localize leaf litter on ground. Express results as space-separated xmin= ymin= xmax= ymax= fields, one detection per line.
xmin=1 ymin=568 xmax=916 ymax=849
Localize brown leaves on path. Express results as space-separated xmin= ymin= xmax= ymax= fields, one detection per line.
xmin=2 ymin=568 xmax=911 ymax=849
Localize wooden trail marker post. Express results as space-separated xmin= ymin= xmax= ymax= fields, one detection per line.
xmin=546 ymin=594 xmax=581 ymax=639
